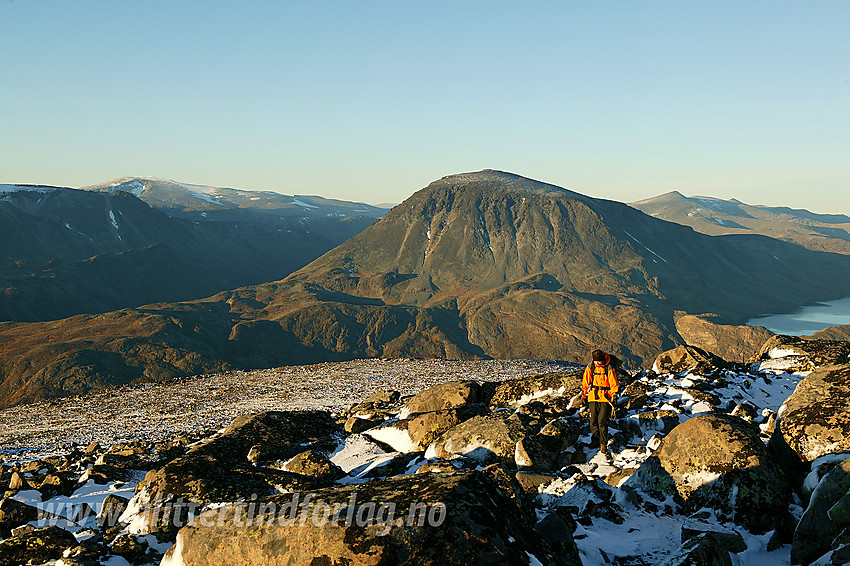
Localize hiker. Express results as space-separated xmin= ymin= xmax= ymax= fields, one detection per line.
xmin=582 ymin=349 xmax=620 ymax=453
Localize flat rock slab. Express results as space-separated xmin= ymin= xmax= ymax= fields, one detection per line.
xmin=162 ymin=471 xmax=574 ymax=566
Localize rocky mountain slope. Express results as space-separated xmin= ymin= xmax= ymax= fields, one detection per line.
xmin=2 ymin=171 xmax=850 ymax=408
xmin=0 ymin=184 xmax=379 ymax=322
xmin=1 ymin=339 xmax=848 ymax=565
xmin=631 ymin=190 xmax=850 ymax=254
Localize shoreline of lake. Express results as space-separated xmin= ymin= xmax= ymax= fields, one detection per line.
xmin=747 ymin=296 xmax=850 ymax=336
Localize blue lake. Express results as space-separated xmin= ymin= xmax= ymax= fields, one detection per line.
xmin=747 ymin=296 xmax=850 ymax=336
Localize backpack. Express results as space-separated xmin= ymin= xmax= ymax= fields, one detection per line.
xmin=587 ymin=354 xmax=629 ymax=381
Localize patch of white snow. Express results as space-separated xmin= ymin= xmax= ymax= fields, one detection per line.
xmin=290 ymin=198 xmax=319 ymax=209
xmin=364 ymin=425 xmax=418 ymax=453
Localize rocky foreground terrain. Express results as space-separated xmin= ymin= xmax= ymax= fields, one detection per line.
xmin=0 ymin=337 xmax=848 ymax=565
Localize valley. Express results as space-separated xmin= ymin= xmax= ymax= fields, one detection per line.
xmin=2 ymin=171 xmax=850 ymax=409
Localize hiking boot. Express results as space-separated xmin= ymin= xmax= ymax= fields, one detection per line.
xmin=600 ymin=444 xmax=607 ymax=454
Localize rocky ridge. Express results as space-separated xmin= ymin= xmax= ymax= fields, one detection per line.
xmin=1 ymin=336 xmax=849 ymax=564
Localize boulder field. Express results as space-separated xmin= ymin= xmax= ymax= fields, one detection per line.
xmin=0 ymin=335 xmax=848 ymax=565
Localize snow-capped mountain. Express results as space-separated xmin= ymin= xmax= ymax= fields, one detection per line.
xmin=0 ymin=183 xmax=380 ymax=323
xmin=81 ymin=177 xmax=388 ymax=221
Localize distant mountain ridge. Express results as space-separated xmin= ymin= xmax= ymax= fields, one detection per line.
xmin=81 ymin=177 xmax=388 ymax=220
xmin=0 ymin=181 xmax=383 ymax=322
xmin=2 ymin=170 xmax=850 ymax=408
xmin=630 ymin=191 xmax=850 ymax=254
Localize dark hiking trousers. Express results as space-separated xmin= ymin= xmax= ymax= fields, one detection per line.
xmin=588 ymin=401 xmax=612 ymax=448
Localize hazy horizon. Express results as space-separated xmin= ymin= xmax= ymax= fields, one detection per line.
xmin=2 ymin=1 xmax=848 ymax=214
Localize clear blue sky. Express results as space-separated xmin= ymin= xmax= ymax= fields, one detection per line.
xmin=1 ymin=1 xmax=848 ymax=212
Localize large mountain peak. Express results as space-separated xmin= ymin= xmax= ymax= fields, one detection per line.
xmin=419 ymin=169 xmax=585 ymax=200
xmin=3 ymin=171 xmax=850 ymax=408
xmin=292 ymin=171 xmax=659 ymax=310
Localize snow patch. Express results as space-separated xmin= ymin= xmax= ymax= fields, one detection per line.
xmin=803 ymin=453 xmax=850 ymax=497
xmin=329 ymin=433 xmax=395 ymax=474
xmin=190 ymin=191 xmax=225 ymax=206
xmin=100 ymin=555 xmax=134 ymax=566
xmin=291 ymin=198 xmax=319 ymax=209
xmin=623 ymin=230 xmax=668 ymax=263
xmin=159 ymin=534 xmax=185 ymax=566
xmin=754 ymin=358 xmax=807 ymax=372
xmin=364 ymin=425 xmax=418 ymax=453
xmin=106 ymin=179 xmax=145 ymax=197
xmin=108 ymin=210 xmax=119 ymax=230
xmin=511 ymin=386 xmax=567 ymax=407
xmin=538 ymin=477 xmax=607 ymax=514
xmin=769 ymin=347 xmax=802 ymax=359
xmin=0 ymin=184 xmax=57 ymax=194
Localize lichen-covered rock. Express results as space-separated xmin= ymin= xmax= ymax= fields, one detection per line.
xmin=365 ymin=404 xmax=487 ymax=453
xmin=515 ymin=472 xmax=559 ymax=495
xmin=792 ymin=457 xmax=850 ymax=565
xmin=401 ymin=380 xmax=483 ymax=417
xmin=0 ymin=525 xmax=78 ymax=566
xmin=830 ymin=491 xmax=850 ymax=527
xmin=731 ymin=402 xmax=759 ymax=422
xmin=84 ymin=464 xmax=134 ymax=484
xmin=605 ymin=468 xmax=638 ymax=488
xmin=345 ymin=390 xmax=402 ymax=422
xmin=625 ymin=413 xmax=789 ymax=533
xmin=344 ymin=415 xmax=383 ymax=434
xmin=98 ymin=494 xmax=130 ymax=528
xmin=752 ymin=336 xmax=850 ymax=372
xmin=630 ymin=409 xmax=682 ymax=435
xmin=131 ymin=457 xmax=324 ymax=536
xmin=38 ymin=471 xmax=76 ymax=498
xmin=280 ymin=450 xmax=345 ymax=481
xmin=161 ymin=471 xmax=572 ymax=566
xmin=488 ymin=370 xmax=583 ymax=409
xmin=110 ymin=533 xmax=149 ymax=563
xmin=130 ymin=411 xmax=341 ymax=534
xmin=8 ymin=470 xmax=29 ymax=491
xmin=674 ymin=313 xmax=774 ymax=363
xmin=658 ymin=533 xmax=732 ymax=566
xmin=535 ymin=512 xmax=582 ymax=566
xmin=139 ymin=410 xmax=340 ymax=494
xmin=652 ymin=345 xmax=729 ymax=375
xmin=622 ymin=380 xmax=651 ymax=411
xmin=428 ymin=412 xmax=533 ymax=464
xmin=774 ymin=364 xmax=850 ymax=463
xmin=96 ymin=441 xmax=183 ymax=470
xmin=538 ymin=417 xmax=582 ymax=445
xmin=515 ymin=434 xmax=567 ymax=472
xmin=0 ymin=497 xmax=39 ymax=537
xmin=415 ymin=461 xmax=459 ymax=474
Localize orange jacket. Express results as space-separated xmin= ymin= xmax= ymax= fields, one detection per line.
xmin=582 ymin=355 xmax=619 ymax=403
